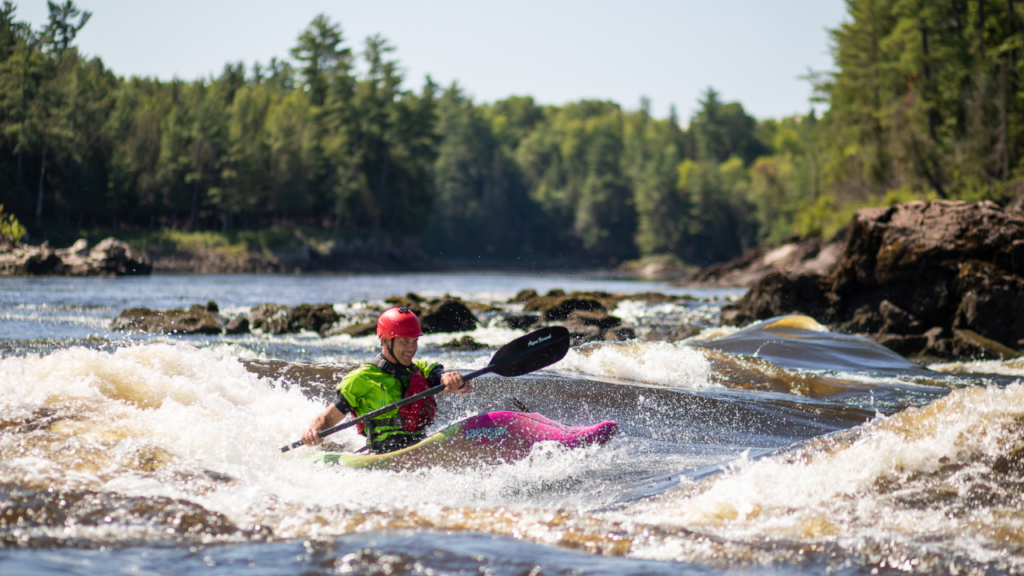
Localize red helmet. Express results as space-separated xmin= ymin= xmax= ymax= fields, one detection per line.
xmin=377 ymin=307 xmax=423 ymax=339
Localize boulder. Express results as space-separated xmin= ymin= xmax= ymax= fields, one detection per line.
xmin=567 ymin=310 xmax=622 ymax=330
xmin=82 ymin=238 xmax=152 ymax=276
xmin=441 ymin=335 xmax=489 ymax=350
xmin=605 ymin=327 xmax=638 ymax=341
xmin=504 ymin=314 xmax=540 ymax=330
xmin=420 ymin=297 xmax=478 ymax=333
xmin=720 ymin=272 xmax=830 ymax=328
xmin=111 ymin=303 xmax=224 ymax=335
xmin=1 ymin=237 xmax=151 ymax=276
xmin=683 ymin=233 xmax=844 ymax=288
xmin=565 ymin=322 xmax=603 ymax=346
xmin=723 ymin=201 xmax=1024 ymax=360
xmin=523 ymin=293 xmax=607 ymax=321
xmin=224 ymin=316 xmax=250 ymax=335
xmin=250 ymin=304 xmax=291 ymax=334
xmin=328 ymin=321 xmax=378 ymax=337
xmin=507 ymin=289 xmax=538 ymax=304
xmin=288 ymin=303 xmax=340 ymax=336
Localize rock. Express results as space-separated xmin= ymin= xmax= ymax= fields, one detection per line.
xmin=565 ymin=323 xmax=603 ymax=346
xmin=250 ymin=304 xmax=291 ymax=334
xmin=879 ymin=300 xmax=923 ymax=334
xmin=625 ymin=291 xmax=696 ymax=303
xmin=464 ymin=301 xmax=499 ymax=313
xmin=387 ymin=292 xmax=426 ymax=304
xmin=504 ymin=314 xmax=540 ymax=330
xmin=83 ymin=238 xmax=152 ymax=276
xmin=873 ymin=333 xmax=929 ymax=357
xmin=567 ymin=310 xmax=622 ymax=330
xmin=605 ymin=327 xmax=638 ymax=341
xmin=111 ymin=304 xmax=224 ymax=335
xmin=683 ymin=233 xmax=845 ymax=288
xmin=524 ymin=294 xmax=607 ymax=321
xmin=1 ymin=237 xmax=151 ymax=276
xmin=382 ymin=296 xmax=423 ymax=316
xmin=723 ymin=201 xmax=1024 ymax=361
xmin=288 ymin=303 xmax=340 ymax=336
xmin=507 ymin=289 xmax=538 ymax=304
xmin=329 ymin=321 xmax=377 ymax=337
xmin=420 ymin=297 xmax=478 ymax=333
xmin=0 ymin=241 xmax=62 ymax=275
xmin=953 ymin=260 xmax=1024 ymax=349
xmin=720 ymin=272 xmax=830 ymax=327
xmin=441 ymin=335 xmax=489 ymax=350
xmin=950 ymin=329 xmax=1020 ymax=360
xmin=224 ymin=316 xmax=250 ymax=335
xmin=640 ymin=324 xmax=703 ymax=342
xmin=833 ymin=304 xmax=883 ymax=334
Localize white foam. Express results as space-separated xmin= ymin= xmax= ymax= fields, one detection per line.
xmin=0 ymin=343 xmax=623 ymax=539
xmin=620 ymin=383 xmax=1024 ymax=566
xmin=930 ymin=357 xmax=1024 ymax=377
xmin=556 ymin=341 xmax=715 ymax=389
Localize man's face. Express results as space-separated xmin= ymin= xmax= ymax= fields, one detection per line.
xmin=386 ymin=336 xmax=418 ymax=366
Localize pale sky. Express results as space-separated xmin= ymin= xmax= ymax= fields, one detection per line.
xmin=20 ymin=0 xmax=848 ymax=120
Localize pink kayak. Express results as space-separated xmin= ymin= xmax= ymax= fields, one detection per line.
xmin=314 ymin=411 xmax=618 ymax=470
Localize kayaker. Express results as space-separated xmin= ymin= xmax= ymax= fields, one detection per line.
xmin=301 ymin=307 xmax=469 ymax=453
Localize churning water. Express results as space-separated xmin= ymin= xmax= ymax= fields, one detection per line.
xmin=1 ymin=273 xmax=1022 ymax=575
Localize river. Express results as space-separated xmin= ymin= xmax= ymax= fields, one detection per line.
xmin=1 ymin=272 xmax=1023 ymax=575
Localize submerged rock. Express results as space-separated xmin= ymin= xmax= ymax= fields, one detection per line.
xmin=111 ymin=302 xmax=224 ymax=335
xmin=441 ymin=335 xmax=489 ymax=350
xmin=250 ymin=303 xmax=339 ymax=336
xmin=722 ymin=200 xmax=1024 ymax=361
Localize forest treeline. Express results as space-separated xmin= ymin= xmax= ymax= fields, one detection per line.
xmin=2 ymin=1 xmax=1023 ymax=266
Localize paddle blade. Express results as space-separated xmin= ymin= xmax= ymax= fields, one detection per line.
xmin=487 ymin=326 xmax=571 ymax=377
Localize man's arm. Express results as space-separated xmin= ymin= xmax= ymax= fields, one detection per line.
xmin=424 ymin=362 xmax=470 ymax=395
xmin=301 ymin=403 xmax=345 ymax=446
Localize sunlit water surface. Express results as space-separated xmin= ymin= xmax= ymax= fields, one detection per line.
xmin=1 ymin=273 xmax=1022 ymax=575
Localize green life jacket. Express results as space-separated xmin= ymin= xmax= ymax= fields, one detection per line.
xmin=337 ymin=355 xmax=441 ymax=452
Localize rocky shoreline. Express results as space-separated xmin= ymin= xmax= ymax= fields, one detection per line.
xmin=720 ymin=200 xmax=1024 ymax=362
xmin=0 ymin=236 xmax=152 ymax=276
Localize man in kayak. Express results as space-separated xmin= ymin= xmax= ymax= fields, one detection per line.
xmin=301 ymin=307 xmax=469 ymax=453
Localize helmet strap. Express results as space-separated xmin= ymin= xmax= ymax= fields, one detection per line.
xmin=383 ymin=337 xmax=412 ymax=368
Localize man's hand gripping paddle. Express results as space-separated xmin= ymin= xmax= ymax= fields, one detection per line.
xmin=280 ymin=326 xmax=571 ymax=453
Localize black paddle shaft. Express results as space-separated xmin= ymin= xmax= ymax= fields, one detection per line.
xmin=279 ymin=326 xmax=570 ymax=453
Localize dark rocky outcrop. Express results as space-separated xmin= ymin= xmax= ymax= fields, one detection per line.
xmin=250 ymin=303 xmax=339 ymax=336
xmin=523 ymin=292 xmax=607 ymax=321
xmin=111 ymin=302 xmax=224 ymax=335
xmin=381 ymin=295 xmax=480 ymax=334
xmin=722 ymin=201 xmax=1024 ymax=361
xmin=420 ymin=297 xmax=478 ymax=333
xmin=250 ymin=304 xmax=291 ymax=334
xmin=1 ymin=237 xmax=151 ymax=276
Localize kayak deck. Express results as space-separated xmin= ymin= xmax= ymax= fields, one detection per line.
xmin=313 ymin=411 xmax=618 ymax=470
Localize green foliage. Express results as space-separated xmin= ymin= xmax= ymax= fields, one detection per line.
xmin=3 ymin=1 xmax=1022 ymax=268
xmin=0 ymin=203 xmax=25 ymax=239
